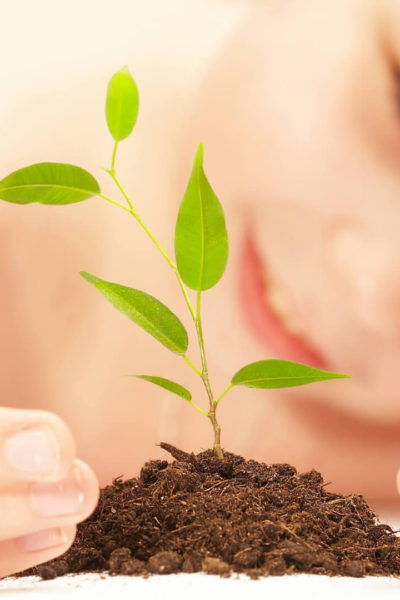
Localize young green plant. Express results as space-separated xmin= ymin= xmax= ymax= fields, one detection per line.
xmin=0 ymin=66 xmax=349 ymax=459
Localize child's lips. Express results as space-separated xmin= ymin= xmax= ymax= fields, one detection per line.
xmin=238 ymin=229 xmax=328 ymax=369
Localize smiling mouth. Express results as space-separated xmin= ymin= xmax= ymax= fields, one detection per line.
xmin=238 ymin=228 xmax=328 ymax=369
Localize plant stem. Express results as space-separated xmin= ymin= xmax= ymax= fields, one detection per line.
xmin=183 ymin=355 xmax=202 ymax=377
xmin=215 ymin=383 xmax=233 ymax=405
xmin=98 ymin=193 xmax=132 ymax=213
xmin=101 ymin=169 xmax=224 ymax=458
xmin=111 ymin=140 xmax=118 ymax=172
xmin=101 ymin=175 xmax=196 ymax=321
xmin=188 ymin=400 xmax=209 ymax=417
xmin=110 ymin=169 xmax=134 ymax=210
xmin=195 ymin=291 xmax=223 ymax=459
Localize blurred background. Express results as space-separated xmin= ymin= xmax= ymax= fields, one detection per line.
xmin=1 ymin=0 xmax=400 ymax=516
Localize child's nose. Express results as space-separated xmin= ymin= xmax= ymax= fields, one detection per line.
xmin=328 ymin=223 xmax=399 ymax=336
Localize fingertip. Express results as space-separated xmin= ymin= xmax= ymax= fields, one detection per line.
xmin=31 ymin=411 xmax=77 ymax=481
xmin=72 ymin=458 xmax=100 ymax=522
xmin=0 ymin=524 xmax=77 ymax=579
xmin=16 ymin=524 xmax=77 ymax=556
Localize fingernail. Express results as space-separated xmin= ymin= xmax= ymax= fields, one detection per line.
xmin=4 ymin=427 xmax=60 ymax=476
xmin=30 ymin=468 xmax=85 ymax=517
xmin=16 ymin=527 xmax=67 ymax=553
xmin=30 ymin=467 xmax=85 ymax=517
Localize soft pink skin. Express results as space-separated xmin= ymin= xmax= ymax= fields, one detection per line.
xmin=1 ymin=0 xmax=400 ymax=543
xmin=0 ymin=409 xmax=99 ymax=578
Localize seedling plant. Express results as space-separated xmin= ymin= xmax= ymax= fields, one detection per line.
xmin=0 ymin=67 xmax=349 ymax=458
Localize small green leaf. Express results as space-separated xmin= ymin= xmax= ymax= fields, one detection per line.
xmin=0 ymin=163 xmax=100 ymax=205
xmin=80 ymin=271 xmax=188 ymax=355
xmin=128 ymin=375 xmax=192 ymax=401
xmin=174 ymin=143 xmax=228 ymax=291
xmin=106 ymin=66 xmax=139 ymax=141
xmin=231 ymin=359 xmax=350 ymax=389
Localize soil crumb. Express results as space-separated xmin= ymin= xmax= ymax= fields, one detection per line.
xmin=19 ymin=444 xmax=400 ymax=579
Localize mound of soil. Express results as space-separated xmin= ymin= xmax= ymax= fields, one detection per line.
xmin=21 ymin=443 xmax=400 ymax=579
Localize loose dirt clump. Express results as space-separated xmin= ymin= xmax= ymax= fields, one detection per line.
xmin=20 ymin=443 xmax=400 ymax=579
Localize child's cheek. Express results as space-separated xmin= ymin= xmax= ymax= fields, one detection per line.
xmin=329 ymin=224 xmax=400 ymax=337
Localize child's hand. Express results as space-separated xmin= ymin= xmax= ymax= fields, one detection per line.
xmin=0 ymin=407 xmax=99 ymax=578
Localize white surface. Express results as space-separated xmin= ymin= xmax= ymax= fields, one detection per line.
xmin=1 ymin=572 xmax=400 ymax=600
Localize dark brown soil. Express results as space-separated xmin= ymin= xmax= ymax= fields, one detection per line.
xmin=20 ymin=444 xmax=400 ymax=580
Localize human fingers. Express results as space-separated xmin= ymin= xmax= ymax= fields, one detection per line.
xmin=0 ymin=407 xmax=99 ymax=578
xmin=0 ymin=458 xmax=99 ymax=543
xmin=0 ymin=524 xmax=76 ymax=580
xmin=0 ymin=407 xmax=76 ymax=483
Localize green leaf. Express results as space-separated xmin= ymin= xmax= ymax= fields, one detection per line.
xmin=231 ymin=359 xmax=350 ymax=389
xmin=106 ymin=66 xmax=139 ymax=141
xmin=0 ymin=163 xmax=100 ymax=205
xmin=80 ymin=271 xmax=188 ymax=355
xmin=174 ymin=143 xmax=228 ymax=291
xmin=127 ymin=375 xmax=192 ymax=401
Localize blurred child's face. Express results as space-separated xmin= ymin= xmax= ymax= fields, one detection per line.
xmin=189 ymin=0 xmax=400 ymax=422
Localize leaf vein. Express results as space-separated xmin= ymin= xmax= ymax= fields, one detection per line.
xmin=105 ymin=289 xmax=183 ymax=354
xmin=0 ymin=183 xmax=98 ymax=195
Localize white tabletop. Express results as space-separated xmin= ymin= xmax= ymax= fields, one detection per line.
xmin=1 ymin=572 xmax=400 ymax=600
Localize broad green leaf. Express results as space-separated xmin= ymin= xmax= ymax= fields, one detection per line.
xmin=106 ymin=66 xmax=139 ymax=141
xmin=0 ymin=163 xmax=100 ymax=205
xmin=231 ymin=359 xmax=349 ymax=389
xmin=174 ymin=143 xmax=228 ymax=291
xmin=127 ymin=375 xmax=192 ymax=401
xmin=80 ymin=271 xmax=188 ymax=355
